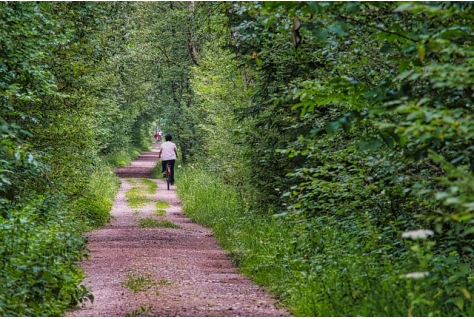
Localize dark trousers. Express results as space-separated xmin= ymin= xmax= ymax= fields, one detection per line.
xmin=161 ymin=159 xmax=175 ymax=184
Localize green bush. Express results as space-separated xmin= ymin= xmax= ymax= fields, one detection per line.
xmin=0 ymin=196 xmax=90 ymax=316
xmin=102 ymin=147 xmax=144 ymax=168
xmin=177 ymin=165 xmax=474 ymax=316
xmin=72 ymin=163 xmax=120 ymax=229
xmin=103 ymin=151 xmax=132 ymax=167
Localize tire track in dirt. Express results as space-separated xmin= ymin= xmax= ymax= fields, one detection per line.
xmin=67 ymin=143 xmax=289 ymax=317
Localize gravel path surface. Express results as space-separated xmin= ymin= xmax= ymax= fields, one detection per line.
xmin=67 ymin=143 xmax=289 ymax=317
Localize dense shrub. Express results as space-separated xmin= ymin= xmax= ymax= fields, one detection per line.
xmin=178 ymin=165 xmax=474 ymax=316
xmin=215 ymin=1 xmax=474 ymax=315
xmin=0 ymin=196 xmax=90 ymax=316
xmin=0 ymin=2 xmax=150 ymax=315
xmin=3 ymin=0 xmax=474 ymax=316
xmin=71 ymin=162 xmax=120 ymax=229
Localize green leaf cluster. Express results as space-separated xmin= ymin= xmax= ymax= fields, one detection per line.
xmin=69 ymin=1 xmax=473 ymax=316
xmin=0 ymin=2 xmax=148 ymax=314
xmin=0 ymin=196 xmax=89 ymax=316
xmin=179 ymin=1 xmax=474 ymax=316
xmin=4 ymin=1 xmax=474 ymax=316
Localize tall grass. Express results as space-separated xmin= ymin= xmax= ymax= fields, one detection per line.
xmin=177 ymin=166 xmax=297 ymax=305
xmin=72 ymin=162 xmax=120 ymax=230
xmin=102 ymin=147 xmax=144 ymax=167
xmin=150 ymin=163 xmax=163 ymax=179
xmin=176 ymin=165 xmax=467 ymax=316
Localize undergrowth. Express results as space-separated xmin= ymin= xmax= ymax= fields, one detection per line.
xmin=0 ymin=159 xmax=119 ymax=316
xmin=72 ymin=163 xmax=120 ymax=230
xmin=0 ymin=196 xmax=92 ymax=316
xmin=103 ymin=148 xmax=143 ymax=167
xmin=176 ymin=165 xmax=473 ymax=316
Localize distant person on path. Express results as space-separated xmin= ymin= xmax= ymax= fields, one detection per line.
xmin=154 ymin=131 xmax=161 ymax=142
xmin=158 ymin=134 xmax=178 ymax=185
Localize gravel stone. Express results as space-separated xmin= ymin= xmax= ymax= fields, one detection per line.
xmin=67 ymin=143 xmax=289 ymax=317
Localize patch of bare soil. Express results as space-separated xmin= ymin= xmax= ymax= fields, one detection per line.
xmin=67 ymin=143 xmax=289 ymax=317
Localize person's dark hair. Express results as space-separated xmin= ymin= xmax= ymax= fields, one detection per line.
xmin=165 ymin=134 xmax=172 ymax=141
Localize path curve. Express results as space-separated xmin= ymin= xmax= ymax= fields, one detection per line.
xmin=68 ymin=143 xmax=289 ymax=317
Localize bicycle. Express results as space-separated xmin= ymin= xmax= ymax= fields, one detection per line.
xmin=165 ymin=162 xmax=172 ymax=190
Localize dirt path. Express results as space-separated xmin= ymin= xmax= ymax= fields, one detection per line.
xmin=67 ymin=143 xmax=289 ymax=317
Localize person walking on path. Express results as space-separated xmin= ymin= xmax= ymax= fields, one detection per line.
xmin=158 ymin=134 xmax=178 ymax=185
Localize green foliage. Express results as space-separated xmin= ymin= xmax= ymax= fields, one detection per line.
xmin=225 ymin=1 xmax=474 ymax=316
xmin=0 ymin=2 xmax=157 ymax=315
xmin=102 ymin=148 xmax=143 ymax=168
xmin=72 ymin=163 xmax=120 ymax=229
xmin=122 ymin=273 xmax=157 ymax=293
xmin=128 ymin=2 xmax=201 ymax=162
xmin=177 ymin=164 xmax=474 ymax=316
xmin=3 ymin=0 xmax=474 ymax=316
xmin=0 ymin=196 xmax=90 ymax=316
xmin=155 ymin=201 xmax=169 ymax=209
xmin=190 ymin=42 xmax=254 ymax=194
xmin=0 ymin=1 xmax=60 ymax=197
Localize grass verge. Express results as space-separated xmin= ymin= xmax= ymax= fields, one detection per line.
xmin=176 ymin=166 xmax=294 ymax=302
xmin=122 ymin=273 xmax=157 ymax=293
xmin=102 ymin=147 xmax=143 ymax=168
xmin=176 ymin=165 xmax=439 ymax=316
xmin=72 ymin=162 xmax=120 ymax=230
xmin=138 ymin=218 xmax=180 ymax=229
